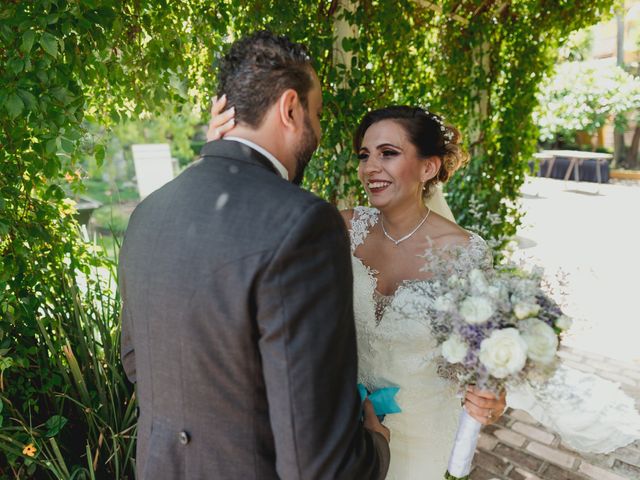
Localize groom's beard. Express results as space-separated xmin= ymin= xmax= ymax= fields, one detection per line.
xmin=292 ymin=113 xmax=319 ymax=186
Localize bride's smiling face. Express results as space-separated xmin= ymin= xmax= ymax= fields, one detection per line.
xmin=357 ymin=119 xmax=432 ymax=210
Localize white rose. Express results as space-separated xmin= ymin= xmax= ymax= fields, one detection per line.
xmin=520 ymin=318 xmax=558 ymax=364
xmin=469 ymin=268 xmax=488 ymax=293
xmin=459 ymin=296 xmax=494 ymax=324
xmin=487 ymin=284 xmax=508 ymax=303
xmin=479 ymin=328 xmax=528 ymax=378
xmin=556 ymin=315 xmax=573 ymax=331
xmin=514 ymin=302 xmax=540 ymax=320
xmin=447 ymin=274 xmax=467 ymax=288
xmin=434 ymin=294 xmax=455 ymax=312
xmin=442 ymin=336 xmax=468 ymax=364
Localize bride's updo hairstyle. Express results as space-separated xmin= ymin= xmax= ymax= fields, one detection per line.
xmin=353 ymin=106 xmax=469 ymax=197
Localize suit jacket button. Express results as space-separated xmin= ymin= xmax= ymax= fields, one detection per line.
xmin=179 ymin=431 xmax=190 ymax=445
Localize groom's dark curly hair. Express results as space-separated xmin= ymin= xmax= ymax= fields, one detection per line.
xmin=216 ymin=31 xmax=315 ymax=128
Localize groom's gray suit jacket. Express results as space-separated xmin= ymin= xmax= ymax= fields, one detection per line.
xmin=119 ymin=140 xmax=390 ymax=479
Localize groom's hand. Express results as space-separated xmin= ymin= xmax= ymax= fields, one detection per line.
xmin=363 ymin=399 xmax=391 ymax=443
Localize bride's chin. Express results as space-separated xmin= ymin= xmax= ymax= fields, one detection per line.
xmin=367 ymin=194 xmax=391 ymax=209
xmin=367 ymin=196 xmax=386 ymax=208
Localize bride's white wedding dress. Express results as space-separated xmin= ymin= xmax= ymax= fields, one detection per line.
xmin=348 ymin=205 xmax=640 ymax=479
xmin=349 ymin=206 xmax=492 ymax=479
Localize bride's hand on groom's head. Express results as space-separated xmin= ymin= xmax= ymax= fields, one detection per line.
xmin=463 ymin=386 xmax=507 ymax=426
xmin=207 ymin=94 xmax=236 ymax=141
xmin=363 ymin=398 xmax=391 ymax=444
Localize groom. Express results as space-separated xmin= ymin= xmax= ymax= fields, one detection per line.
xmin=119 ymin=31 xmax=390 ymax=479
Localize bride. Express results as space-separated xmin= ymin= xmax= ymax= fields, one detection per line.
xmin=343 ymin=106 xmax=505 ymax=479
xmin=208 ymin=100 xmax=506 ymax=479
xmin=342 ymin=105 xmax=640 ymax=475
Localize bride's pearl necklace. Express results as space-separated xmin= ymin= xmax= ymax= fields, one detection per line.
xmin=381 ymin=208 xmax=431 ymax=246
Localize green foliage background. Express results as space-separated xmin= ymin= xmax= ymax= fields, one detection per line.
xmin=0 ymin=1 xmax=615 ymax=478
xmin=535 ymin=60 xmax=640 ymax=143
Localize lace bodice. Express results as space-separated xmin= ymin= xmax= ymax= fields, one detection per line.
xmin=350 ymin=206 xmax=492 ymax=324
xmin=348 ymin=206 xmax=492 ymax=479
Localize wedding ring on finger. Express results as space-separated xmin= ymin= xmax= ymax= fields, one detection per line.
xmin=487 ymin=409 xmax=494 ymax=420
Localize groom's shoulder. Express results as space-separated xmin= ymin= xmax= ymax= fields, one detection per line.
xmin=258 ymin=181 xmax=344 ymax=232
xmin=272 ymin=182 xmax=341 ymax=222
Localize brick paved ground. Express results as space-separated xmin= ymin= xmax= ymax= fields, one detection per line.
xmin=469 ymin=348 xmax=640 ymax=480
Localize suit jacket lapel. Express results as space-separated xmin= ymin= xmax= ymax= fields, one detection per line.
xmin=200 ymin=140 xmax=281 ymax=177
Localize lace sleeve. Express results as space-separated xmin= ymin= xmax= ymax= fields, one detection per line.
xmin=348 ymin=206 xmax=379 ymax=254
xmin=467 ymin=233 xmax=494 ymax=272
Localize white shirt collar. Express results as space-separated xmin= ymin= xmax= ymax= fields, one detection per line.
xmin=224 ymin=137 xmax=289 ymax=181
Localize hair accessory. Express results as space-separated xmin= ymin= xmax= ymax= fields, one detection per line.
xmin=418 ymin=106 xmax=454 ymax=145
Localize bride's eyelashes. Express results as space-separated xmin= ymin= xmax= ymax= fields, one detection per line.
xmin=357 ymin=149 xmax=400 ymax=162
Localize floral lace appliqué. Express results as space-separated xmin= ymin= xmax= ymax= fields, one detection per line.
xmin=349 ymin=206 xmax=379 ymax=254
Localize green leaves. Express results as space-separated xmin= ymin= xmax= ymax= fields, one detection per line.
xmin=45 ymin=415 xmax=68 ymax=437
xmin=535 ymin=61 xmax=640 ymax=142
xmin=341 ymin=36 xmax=356 ymax=53
xmin=5 ymin=93 xmax=25 ymax=118
xmin=8 ymin=57 xmax=25 ymax=74
xmin=60 ymin=137 xmax=74 ymax=154
xmin=94 ymin=143 xmax=106 ymax=167
xmin=45 ymin=138 xmax=58 ymax=154
xmin=17 ymin=89 xmax=37 ymax=111
xmin=21 ymin=30 xmax=37 ymax=54
xmin=39 ymin=32 xmax=59 ymax=58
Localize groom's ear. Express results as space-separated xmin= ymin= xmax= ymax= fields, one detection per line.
xmin=277 ymin=89 xmax=304 ymax=132
xmin=422 ymin=155 xmax=441 ymax=182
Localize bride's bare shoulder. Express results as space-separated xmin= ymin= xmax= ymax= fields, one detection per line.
xmin=428 ymin=211 xmax=474 ymax=248
xmin=339 ymin=209 xmax=355 ymax=229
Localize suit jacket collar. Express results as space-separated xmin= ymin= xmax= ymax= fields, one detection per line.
xmin=200 ymin=140 xmax=282 ymax=178
xmin=224 ymin=137 xmax=289 ymax=180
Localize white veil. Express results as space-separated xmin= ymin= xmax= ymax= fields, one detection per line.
xmin=425 ymin=183 xmax=456 ymax=222
xmin=431 ymin=183 xmax=640 ymax=453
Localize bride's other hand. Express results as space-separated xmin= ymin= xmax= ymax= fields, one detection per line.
xmin=363 ymin=398 xmax=391 ymax=443
xmin=206 ymin=94 xmax=235 ymax=141
xmin=464 ymin=386 xmax=507 ymax=426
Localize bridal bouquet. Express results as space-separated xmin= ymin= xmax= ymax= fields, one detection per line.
xmin=408 ymin=254 xmax=571 ymax=480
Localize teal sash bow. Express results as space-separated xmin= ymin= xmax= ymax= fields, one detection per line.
xmin=357 ymin=384 xmax=402 ymax=416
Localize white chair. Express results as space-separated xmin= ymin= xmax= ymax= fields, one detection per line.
xmin=131 ymin=144 xmax=175 ymax=199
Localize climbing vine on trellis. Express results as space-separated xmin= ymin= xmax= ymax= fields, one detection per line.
xmin=0 ymin=1 xmax=615 ymax=477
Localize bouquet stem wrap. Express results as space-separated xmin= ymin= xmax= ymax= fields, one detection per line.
xmin=446 ymin=408 xmax=481 ymax=478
